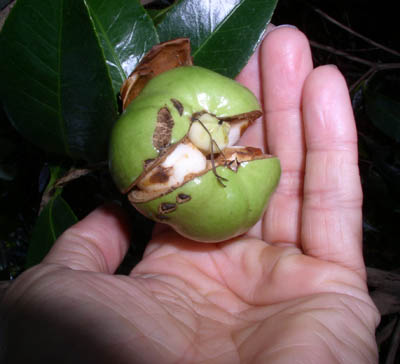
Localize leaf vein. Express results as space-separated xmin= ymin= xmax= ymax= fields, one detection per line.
xmin=18 ymin=88 xmax=58 ymax=115
xmin=85 ymin=3 xmax=126 ymax=84
xmin=26 ymin=4 xmax=58 ymax=32
xmin=14 ymin=39 xmax=57 ymax=76
xmin=4 ymin=52 xmax=58 ymax=97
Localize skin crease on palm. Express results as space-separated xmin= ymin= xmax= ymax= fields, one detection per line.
xmin=0 ymin=26 xmax=380 ymax=363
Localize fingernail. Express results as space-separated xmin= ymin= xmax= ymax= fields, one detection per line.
xmin=272 ymin=24 xmax=298 ymax=31
xmin=264 ymin=24 xmax=298 ymax=39
xmin=265 ymin=24 xmax=298 ymax=37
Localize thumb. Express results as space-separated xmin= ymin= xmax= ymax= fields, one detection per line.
xmin=43 ymin=203 xmax=131 ymax=273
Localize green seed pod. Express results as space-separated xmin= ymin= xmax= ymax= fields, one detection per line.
xmin=132 ymin=151 xmax=280 ymax=242
xmin=109 ymin=65 xmax=281 ymax=242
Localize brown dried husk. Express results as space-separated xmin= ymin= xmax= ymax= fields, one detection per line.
xmin=128 ymin=145 xmax=270 ymax=203
xmin=120 ymin=38 xmax=193 ymax=110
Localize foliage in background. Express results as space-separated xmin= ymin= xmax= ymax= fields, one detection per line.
xmin=25 ymin=165 xmax=77 ymax=268
xmin=0 ymin=0 xmax=276 ymax=162
xmin=0 ymin=0 xmax=278 ymax=277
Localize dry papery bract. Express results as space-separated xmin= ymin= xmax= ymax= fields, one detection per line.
xmin=120 ymin=38 xmax=192 ymax=110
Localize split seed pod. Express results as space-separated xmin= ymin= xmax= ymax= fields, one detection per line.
xmin=109 ymin=39 xmax=281 ymax=242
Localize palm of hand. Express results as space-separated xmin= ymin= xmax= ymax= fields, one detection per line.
xmin=2 ymin=27 xmax=379 ymax=364
xmin=7 ymin=230 xmax=376 ymax=363
xmin=128 ymin=232 xmax=374 ymax=363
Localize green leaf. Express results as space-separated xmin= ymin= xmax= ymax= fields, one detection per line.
xmin=364 ymin=72 xmax=400 ymax=143
xmin=0 ymin=0 xmax=118 ymax=162
xmin=46 ymin=165 xmax=66 ymax=191
xmin=157 ymin=0 xmax=278 ymax=78
xmin=26 ymin=192 xmax=77 ymax=268
xmin=84 ymin=0 xmax=159 ymax=95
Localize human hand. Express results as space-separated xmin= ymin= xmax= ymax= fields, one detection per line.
xmin=1 ymin=26 xmax=380 ymax=364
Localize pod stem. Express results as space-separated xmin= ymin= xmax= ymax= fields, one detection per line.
xmin=191 ymin=118 xmax=228 ymax=187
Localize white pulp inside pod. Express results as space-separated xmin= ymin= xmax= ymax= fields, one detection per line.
xmin=136 ymin=113 xmax=250 ymax=194
xmin=188 ymin=113 xmax=249 ymax=155
xmin=137 ymin=142 xmax=207 ymax=192
xmin=188 ymin=113 xmax=230 ymax=154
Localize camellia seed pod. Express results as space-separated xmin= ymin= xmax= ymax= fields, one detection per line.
xmin=109 ymin=40 xmax=281 ymax=242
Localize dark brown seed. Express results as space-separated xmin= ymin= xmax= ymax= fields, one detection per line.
xmin=158 ymin=202 xmax=177 ymax=214
xmin=171 ymin=98 xmax=184 ymax=116
xmin=176 ymin=193 xmax=191 ymax=204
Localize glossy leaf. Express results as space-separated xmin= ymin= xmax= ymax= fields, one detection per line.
xmin=46 ymin=165 xmax=66 ymax=192
xmin=0 ymin=0 xmax=117 ymax=162
xmin=157 ymin=0 xmax=278 ymax=77
xmin=84 ymin=0 xmax=159 ymax=95
xmin=26 ymin=192 xmax=77 ymax=268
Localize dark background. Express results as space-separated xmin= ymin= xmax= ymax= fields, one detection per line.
xmin=1 ymin=0 xmax=399 ymax=362
xmin=274 ymin=1 xmax=400 ymax=363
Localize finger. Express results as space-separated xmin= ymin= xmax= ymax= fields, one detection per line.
xmin=236 ymin=40 xmax=262 ymax=102
xmin=236 ymin=23 xmax=276 ymax=100
xmin=236 ymin=23 xmax=275 ymax=151
xmin=260 ymin=26 xmax=313 ymax=245
xmin=43 ymin=203 xmax=131 ymax=273
xmin=235 ymin=46 xmax=266 ymax=151
xmin=301 ymin=65 xmax=365 ymax=277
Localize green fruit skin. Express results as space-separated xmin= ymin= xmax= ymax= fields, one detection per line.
xmin=133 ymin=157 xmax=281 ymax=242
xmin=109 ymin=66 xmax=261 ymax=192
